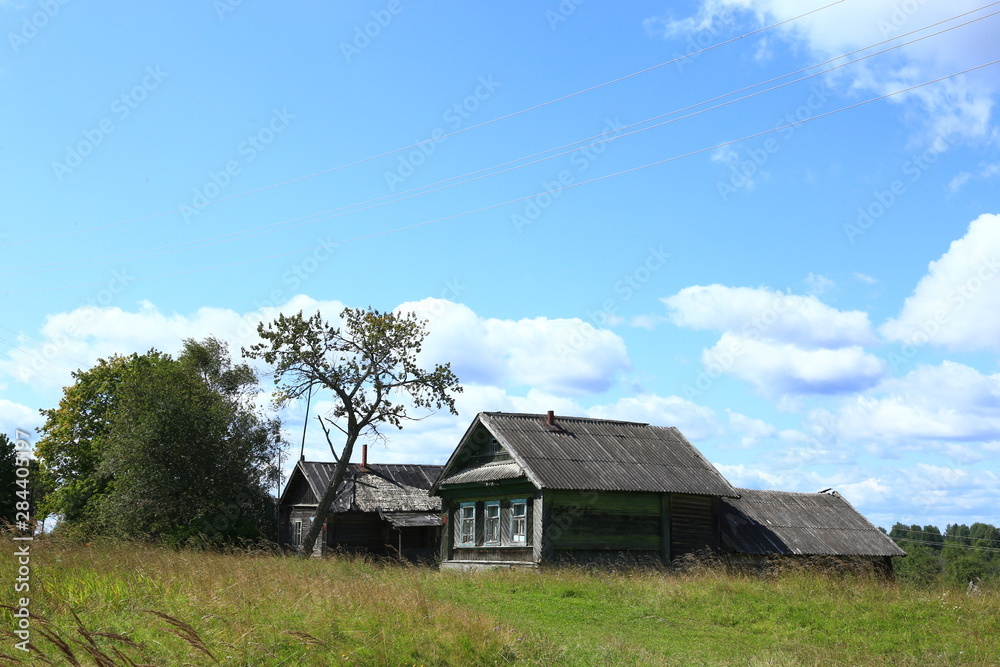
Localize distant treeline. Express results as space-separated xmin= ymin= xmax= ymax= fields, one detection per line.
xmin=889 ymin=522 xmax=1000 ymax=586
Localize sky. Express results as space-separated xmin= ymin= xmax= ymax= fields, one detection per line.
xmin=2 ymin=0 xmax=999 ymax=531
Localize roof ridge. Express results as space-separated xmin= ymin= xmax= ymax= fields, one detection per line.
xmin=482 ymin=411 xmax=650 ymax=426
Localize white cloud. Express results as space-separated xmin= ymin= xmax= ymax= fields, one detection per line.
xmin=653 ymin=0 xmax=999 ymax=142
xmin=588 ymin=394 xmax=722 ymax=441
xmin=400 ymin=298 xmax=631 ymax=396
xmin=805 ymin=272 xmax=835 ymax=295
xmin=0 ymin=400 xmax=42 ymax=442
xmin=726 ymin=409 xmax=776 ymax=447
xmin=852 ymin=272 xmax=878 ymax=284
xmin=702 ymin=333 xmax=886 ymax=395
xmin=0 ymin=295 xmax=348 ymax=391
xmin=880 ymin=213 xmax=1000 ymax=352
xmin=664 ymin=284 xmax=876 ymax=347
xmin=826 ymin=361 xmax=1000 ymax=446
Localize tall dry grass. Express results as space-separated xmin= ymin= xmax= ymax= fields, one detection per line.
xmin=1 ymin=537 xmax=998 ymax=665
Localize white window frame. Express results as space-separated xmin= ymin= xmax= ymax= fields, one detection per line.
xmin=458 ymin=502 xmax=476 ymax=546
xmin=510 ymin=499 xmax=527 ymax=544
xmin=484 ymin=500 xmax=501 ymax=545
xmin=292 ymin=519 xmax=302 ymax=547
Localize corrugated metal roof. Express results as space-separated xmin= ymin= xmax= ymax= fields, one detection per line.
xmin=380 ymin=511 xmax=443 ymax=528
xmin=435 ymin=412 xmax=737 ymax=496
xmin=437 ymin=461 xmax=526 ymax=485
xmin=720 ymin=488 xmax=905 ymax=557
xmin=292 ymin=462 xmax=442 ymax=513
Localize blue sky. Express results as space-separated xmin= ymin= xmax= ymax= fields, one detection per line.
xmin=2 ymin=0 xmax=999 ymax=530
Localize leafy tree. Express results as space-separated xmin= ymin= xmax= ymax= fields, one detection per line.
xmin=35 ymin=338 xmax=284 ymax=543
xmin=1 ymin=434 xmax=48 ymax=532
xmin=35 ymin=353 xmax=150 ymax=526
xmin=244 ymin=307 xmax=462 ymax=555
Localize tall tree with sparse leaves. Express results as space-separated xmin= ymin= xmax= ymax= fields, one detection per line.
xmin=244 ymin=307 xmax=462 ymax=556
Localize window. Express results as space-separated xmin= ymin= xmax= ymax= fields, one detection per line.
xmin=292 ymin=519 xmax=302 ymax=547
xmin=484 ymin=438 xmax=501 ymax=455
xmin=511 ymin=499 xmax=527 ymax=544
xmin=484 ymin=501 xmax=501 ymax=545
xmin=459 ymin=502 xmax=476 ymax=545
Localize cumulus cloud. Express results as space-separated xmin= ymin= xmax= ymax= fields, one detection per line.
xmin=663 ymin=284 xmax=876 ymax=348
xmin=0 ymin=295 xmax=347 ymax=391
xmin=664 ymin=285 xmax=884 ymax=396
xmin=400 ymin=298 xmax=631 ymax=396
xmin=0 ymin=399 xmax=42 ymax=442
xmin=651 ymin=0 xmax=999 ymax=142
xmin=825 ymin=361 xmax=1000 ymax=446
xmin=702 ymin=333 xmax=886 ymax=395
xmin=880 ymin=213 xmax=1000 ymax=351
xmin=726 ymin=409 xmax=777 ymax=448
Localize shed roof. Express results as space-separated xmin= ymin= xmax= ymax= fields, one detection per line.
xmin=434 ymin=412 xmax=738 ymax=497
xmin=284 ymin=461 xmax=443 ymax=514
xmin=720 ymin=488 xmax=905 ymax=557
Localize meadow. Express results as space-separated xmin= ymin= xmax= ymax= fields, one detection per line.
xmin=2 ymin=538 xmax=998 ymax=666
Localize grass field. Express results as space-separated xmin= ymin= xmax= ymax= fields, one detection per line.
xmin=2 ymin=538 xmax=998 ymax=666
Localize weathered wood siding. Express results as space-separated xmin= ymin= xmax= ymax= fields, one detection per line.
xmin=669 ymin=493 xmax=718 ymax=559
xmin=327 ymin=513 xmax=385 ymax=554
xmin=547 ymin=490 xmax=662 ymax=559
xmin=284 ymin=475 xmax=317 ymax=505
xmin=441 ymin=494 xmax=536 ymax=563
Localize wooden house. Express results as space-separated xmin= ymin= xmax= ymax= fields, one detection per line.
xmin=430 ymin=411 xmax=740 ymax=570
xmin=431 ymin=411 xmax=904 ymax=572
xmin=279 ymin=452 xmax=442 ymax=561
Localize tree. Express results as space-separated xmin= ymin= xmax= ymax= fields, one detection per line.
xmin=35 ymin=338 xmax=284 ymax=543
xmin=35 ymin=353 xmax=152 ymax=527
xmin=1 ymin=433 xmax=45 ymax=531
xmin=244 ymin=307 xmax=462 ymax=555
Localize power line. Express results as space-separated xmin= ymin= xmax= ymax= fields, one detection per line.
xmin=5 ymin=5 xmax=998 ymax=278
xmin=0 ymin=0 xmax=851 ymax=249
xmin=8 ymin=56 xmax=999 ymax=293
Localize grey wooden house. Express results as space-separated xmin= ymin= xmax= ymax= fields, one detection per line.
xmin=430 ymin=412 xmax=903 ymax=572
xmin=430 ymin=411 xmax=740 ymax=569
xmin=279 ymin=454 xmax=443 ymax=561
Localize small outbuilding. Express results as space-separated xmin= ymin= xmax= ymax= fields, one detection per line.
xmin=279 ymin=455 xmax=443 ymax=561
xmin=719 ymin=487 xmax=905 ymax=573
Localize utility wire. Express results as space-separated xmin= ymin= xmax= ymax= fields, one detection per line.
xmin=0 ymin=0 xmax=851 ymax=248
xmin=8 ymin=56 xmax=999 ymax=293
xmin=5 ymin=5 xmax=999 ymax=277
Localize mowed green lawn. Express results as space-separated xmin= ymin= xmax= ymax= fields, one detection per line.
xmin=2 ymin=539 xmax=998 ymax=666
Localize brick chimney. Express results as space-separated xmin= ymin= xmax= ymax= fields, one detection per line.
xmin=546 ymin=410 xmax=555 ymax=426
xmin=360 ymin=444 xmax=368 ymax=471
